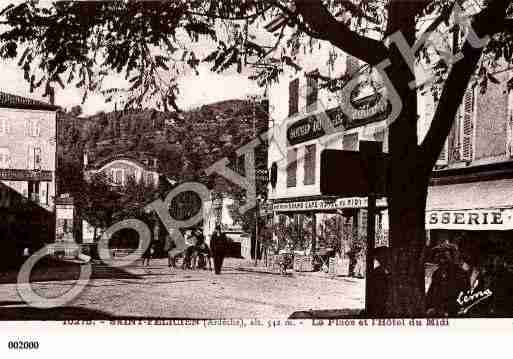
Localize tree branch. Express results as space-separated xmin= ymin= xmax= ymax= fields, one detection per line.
xmin=293 ymin=0 xmax=388 ymax=66
xmin=420 ymin=0 xmax=511 ymax=167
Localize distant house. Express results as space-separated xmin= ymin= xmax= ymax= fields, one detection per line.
xmin=84 ymin=152 xmax=160 ymax=188
xmin=81 ymin=152 xmax=161 ymax=243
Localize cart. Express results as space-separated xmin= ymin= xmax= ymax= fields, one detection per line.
xmin=314 ymin=248 xmax=336 ymax=273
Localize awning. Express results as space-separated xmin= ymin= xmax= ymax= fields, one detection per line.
xmin=426 ymin=179 xmax=513 ymax=230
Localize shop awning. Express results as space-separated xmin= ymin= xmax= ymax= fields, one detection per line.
xmin=426 ymin=179 xmax=513 ymax=230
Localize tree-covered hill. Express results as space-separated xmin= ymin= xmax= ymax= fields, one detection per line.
xmin=57 ymin=99 xmax=269 ymax=197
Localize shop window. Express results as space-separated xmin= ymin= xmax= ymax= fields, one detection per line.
xmin=28 ymin=181 xmax=40 ymax=203
xmin=289 ymin=78 xmax=299 ymax=117
xmin=306 ymin=70 xmax=318 ymax=110
xmin=303 ymin=144 xmax=316 ymax=185
xmin=287 ymin=149 xmax=297 ymax=188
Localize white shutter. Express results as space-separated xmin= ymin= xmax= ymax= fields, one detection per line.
xmin=27 ymin=145 xmax=33 ymax=169
xmin=436 ymin=139 xmax=448 ymax=165
xmin=460 ymin=87 xmax=474 ymax=161
xmin=35 ymin=120 xmax=41 ymax=137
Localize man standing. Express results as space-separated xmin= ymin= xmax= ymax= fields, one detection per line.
xmin=211 ymin=225 xmax=227 ymax=274
xmin=366 ymin=246 xmax=391 ymax=317
xmin=164 ymin=233 xmax=176 ymax=268
xmin=426 ymin=242 xmax=468 ymax=317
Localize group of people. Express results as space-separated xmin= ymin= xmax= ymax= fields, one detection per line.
xmin=365 ymin=241 xmax=513 ymax=317
xmin=154 ymin=225 xmax=229 ymax=275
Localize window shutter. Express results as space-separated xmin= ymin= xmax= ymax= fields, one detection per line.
xmin=460 ymin=88 xmax=474 ymax=161
xmin=27 ymin=146 xmax=33 ymax=169
xmin=306 ymin=71 xmax=318 ymax=110
xmin=286 ymin=149 xmax=297 ymax=187
xmin=303 ymin=144 xmax=316 ymax=185
xmin=436 ymin=139 xmax=448 ymax=165
xmin=289 ymin=78 xmax=299 ymax=116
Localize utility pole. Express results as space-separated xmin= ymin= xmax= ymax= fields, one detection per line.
xmin=360 ymin=141 xmax=382 ymax=316
xmin=252 ymin=95 xmax=259 ymax=266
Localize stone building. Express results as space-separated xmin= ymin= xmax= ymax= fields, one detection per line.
xmin=0 ymin=91 xmax=59 ymax=256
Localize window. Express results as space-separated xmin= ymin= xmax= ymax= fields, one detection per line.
xmin=0 ymin=148 xmax=10 ymax=168
xmin=27 ymin=147 xmax=42 ymax=169
xmin=343 ymin=133 xmax=359 ymax=151
xmin=34 ymin=147 xmax=42 ymax=170
xmin=146 ymin=173 xmax=155 ymax=186
xmin=303 ymin=144 xmax=316 ymax=185
xmin=289 ymin=78 xmax=299 ymax=116
xmin=113 ymin=169 xmax=123 ymax=185
xmin=287 ymin=148 xmax=297 ymax=188
xmin=0 ymin=118 xmax=9 ymax=135
xmin=26 ymin=119 xmax=40 ymax=137
xmin=306 ymin=71 xmax=318 ymax=110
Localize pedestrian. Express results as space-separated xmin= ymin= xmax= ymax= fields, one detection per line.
xmin=164 ymin=233 xmax=176 ymax=268
xmin=426 ymin=241 xmax=468 ymax=317
xmin=142 ymin=241 xmax=155 ymax=266
xmin=366 ymin=246 xmax=391 ymax=318
xmin=211 ymin=225 xmax=227 ymax=274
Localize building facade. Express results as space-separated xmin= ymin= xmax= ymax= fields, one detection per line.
xmin=264 ymin=24 xmax=389 ymax=273
xmin=0 ymin=91 xmax=59 ymax=255
xmin=264 ymin=15 xmax=513 ymax=275
xmin=424 ymin=65 xmax=513 ymax=265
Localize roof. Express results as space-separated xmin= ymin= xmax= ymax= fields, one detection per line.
xmin=0 ymin=91 xmax=59 ymax=111
xmin=88 ymin=152 xmax=158 ymax=172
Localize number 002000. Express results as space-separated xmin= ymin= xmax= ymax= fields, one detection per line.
xmin=8 ymin=341 xmax=39 ymax=350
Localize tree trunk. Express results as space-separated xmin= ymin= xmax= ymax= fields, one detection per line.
xmin=384 ymin=3 xmax=429 ymax=317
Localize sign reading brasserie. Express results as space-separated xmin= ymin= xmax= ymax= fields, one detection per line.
xmin=426 ymin=209 xmax=513 ymax=230
xmin=273 ymin=197 xmax=387 ymax=212
xmin=287 ymin=98 xmax=391 ymax=146
xmin=0 ymin=169 xmax=52 ymax=181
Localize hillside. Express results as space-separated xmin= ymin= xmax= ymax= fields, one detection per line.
xmin=57 ymin=99 xmax=269 ymax=196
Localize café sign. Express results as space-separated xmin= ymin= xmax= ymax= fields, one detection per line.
xmin=426 ymin=209 xmax=513 ymax=230
xmin=273 ymin=197 xmax=387 ymax=212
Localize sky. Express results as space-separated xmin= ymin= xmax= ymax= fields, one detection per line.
xmin=0 ymin=59 xmax=263 ymax=115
